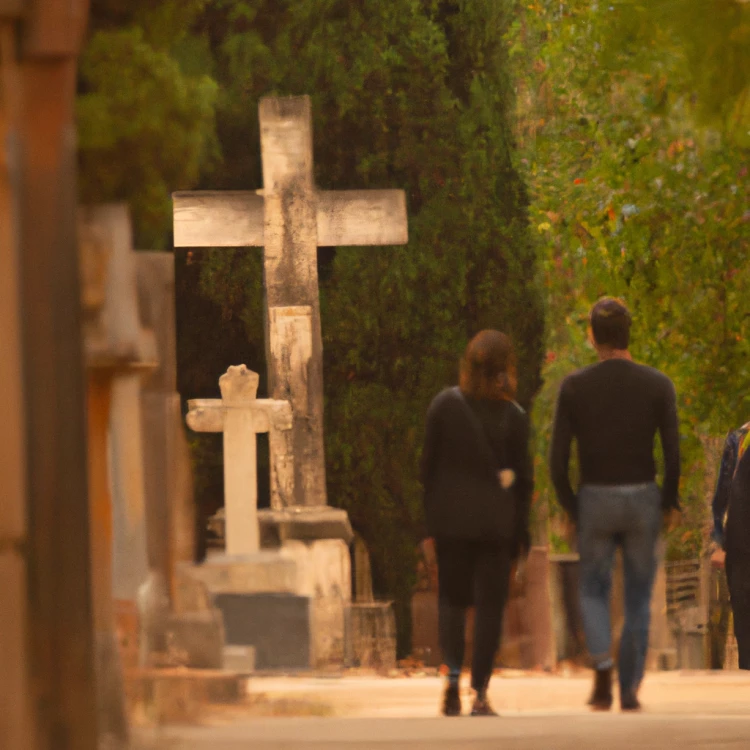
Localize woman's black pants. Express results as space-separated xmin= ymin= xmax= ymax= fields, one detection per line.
xmin=435 ymin=538 xmax=512 ymax=692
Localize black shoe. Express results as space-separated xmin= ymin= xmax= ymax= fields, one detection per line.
xmin=442 ymin=684 xmax=461 ymax=717
xmin=620 ymin=690 xmax=641 ymax=712
xmin=588 ymin=668 xmax=613 ymax=711
xmin=470 ymin=696 xmax=498 ymax=716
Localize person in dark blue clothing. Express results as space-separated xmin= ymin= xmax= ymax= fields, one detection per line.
xmin=710 ymin=423 xmax=750 ymax=555
xmin=710 ymin=422 xmax=750 ymax=668
xmin=422 ymin=330 xmax=532 ymax=717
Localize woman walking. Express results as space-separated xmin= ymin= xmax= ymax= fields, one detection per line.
xmin=421 ymin=330 xmax=532 ymax=716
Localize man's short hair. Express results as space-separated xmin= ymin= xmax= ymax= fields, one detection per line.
xmin=590 ymin=297 xmax=632 ymax=350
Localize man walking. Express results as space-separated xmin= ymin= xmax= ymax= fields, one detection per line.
xmin=550 ymin=297 xmax=680 ymax=711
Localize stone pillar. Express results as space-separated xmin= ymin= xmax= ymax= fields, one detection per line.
xmin=220 ymin=367 xmax=262 ymax=555
xmin=87 ymin=371 xmax=130 ymax=745
xmin=79 ymin=203 xmax=157 ymax=743
xmin=260 ymin=98 xmax=327 ymax=508
xmin=110 ymin=374 xmax=150 ymax=602
xmin=136 ymin=252 xmax=195 ymax=598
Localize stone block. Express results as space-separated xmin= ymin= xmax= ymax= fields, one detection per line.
xmin=215 ymin=593 xmax=311 ymax=670
xmin=280 ymin=539 xmax=350 ymax=599
xmin=125 ymin=668 xmax=246 ymax=724
xmin=281 ymin=539 xmax=351 ymax=667
xmin=223 ymin=645 xmax=256 ymax=673
xmin=173 ymin=562 xmax=214 ymax=614
xmin=166 ymin=611 xmax=224 ymax=669
xmin=347 ymin=602 xmax=397 ymax=670
xmin=189 ymin=551 xmax=299 ymax=595
xmin=258 ymin=506 xmax=354 ymax=546
xmin=136 ymin=252 xmax=177 ymax=393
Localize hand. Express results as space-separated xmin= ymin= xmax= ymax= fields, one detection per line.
xmin=710 ymin=548 xmax=726 ymax=569
xmin=663 ymin=507 xmax=681 ymax=533
xmin=510 ymin=557 xmax=527 ymax=596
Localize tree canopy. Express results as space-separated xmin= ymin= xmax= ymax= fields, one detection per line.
xmin=79 ymin=0 xmax=545 ymax=654
xmin=507 ymin=0 xmax=749 ymax=557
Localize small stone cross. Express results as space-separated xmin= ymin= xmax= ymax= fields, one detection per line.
xmin=186 ymin=365 xmax=292 ymax=555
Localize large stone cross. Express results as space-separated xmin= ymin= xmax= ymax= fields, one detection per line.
xmin=173 ymin=96 xmax=408 ymax=509
xmin=186 ymin=365 xmax=292 ymax=555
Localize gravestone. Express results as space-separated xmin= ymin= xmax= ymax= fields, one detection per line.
xmin=136 ymin=251 xmax=225 ymax=670
xmin=186 ymin=365 xmax=293 ymax=555
xmin=174 ymin=96 xmax=408 ymax=668
xmin=185 ymin=365 xmax=319 ymax=669
xmin=136 ymin=253 xmax=196 ymax=592
xmin=79 ymin=203 xmax=155 ymax=746
xmin=172 ymin=95 xmax=408 ymax=516
xmin=347 ymin=535 xmax=397 ymax=671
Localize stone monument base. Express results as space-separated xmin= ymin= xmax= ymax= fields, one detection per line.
xmin=258 ymin=506 xmax=354 ymax=546
xmin=216 ymin=592 xmax=312 ymax=670
xmin=185 ymin=540 xmax=353 ymax=670
xmin=346 ymin=602 xmax=397 ymax=670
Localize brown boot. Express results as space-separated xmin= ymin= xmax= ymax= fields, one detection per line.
xmin=588 ymin=668 xmax=613 ymax=711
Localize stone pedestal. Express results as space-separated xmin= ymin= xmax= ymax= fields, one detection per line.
xmin=347 ymin=602 xmax=397 ymax=670
xmin=185 ymin=551 xmax=307 ymax=669
xmin=258 ymin=506 xmax=354 ymax=546
xmin=281 ymin=539 xmax=352 ymax=668
xmin=185 ymin=538 xmax=353 ymax=670
xmin=217 ymin=593 xmax=312 ymax=670
xmin=206 ymin=506 xmax=355 ymax=669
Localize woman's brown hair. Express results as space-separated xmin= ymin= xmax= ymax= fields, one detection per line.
xmin=459 ymin=330 xmax=517 ymax=401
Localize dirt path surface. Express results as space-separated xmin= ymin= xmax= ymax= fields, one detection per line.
xmin=134 ymin=671 xmax=750 ymax=749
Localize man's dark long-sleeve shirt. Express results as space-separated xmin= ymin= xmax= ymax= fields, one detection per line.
xmin=549 ymin=359 xmax=680 ymax=518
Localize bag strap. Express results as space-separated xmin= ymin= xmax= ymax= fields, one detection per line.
xmin=451 ymin=386 xmax=508 ymax=472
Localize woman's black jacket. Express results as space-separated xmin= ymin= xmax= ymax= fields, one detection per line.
xmin=421 ymin=387 xmax=533 ymax=552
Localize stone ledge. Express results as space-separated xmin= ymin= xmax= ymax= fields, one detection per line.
xmin=189 ymin=551 xmax=299 ymax=595
xmin=125 ymin=668 xmax=247 ymax=724
xmin=224 ymin=645 xmax=256 ymax=674
xmin=258 ymin=506 xmax=354 ymax=546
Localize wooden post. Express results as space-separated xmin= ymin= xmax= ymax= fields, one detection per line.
xmin=0 ymin=19 xmax=34 ymax=750
xmin=1 ymin=2 xmax=99 ymax=749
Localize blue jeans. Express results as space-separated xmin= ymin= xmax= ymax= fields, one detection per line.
xmin=577 ymin=482 xmax=662 ymax=694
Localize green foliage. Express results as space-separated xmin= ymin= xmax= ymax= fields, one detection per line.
xmin=180 ymin=0 xmax=545 ymax=654
xmin=507 ymin=0 xmax=750 ymax=557
xmin=78 ymin=3 xmax=219 ymax=247
xmin=603 ymin=1 xmax=750 ymax=144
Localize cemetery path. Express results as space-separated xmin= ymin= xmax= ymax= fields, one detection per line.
xmin=134 ymin=672 xmax=750 ymax=749
xmin=136 ymin=714 xmax=750 ymax=749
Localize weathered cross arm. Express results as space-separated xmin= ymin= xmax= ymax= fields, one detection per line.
xmin=186 ymin=398 xmax=293 ymax=434
xmin=173 ymin=190 xmax=408 ymax=248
